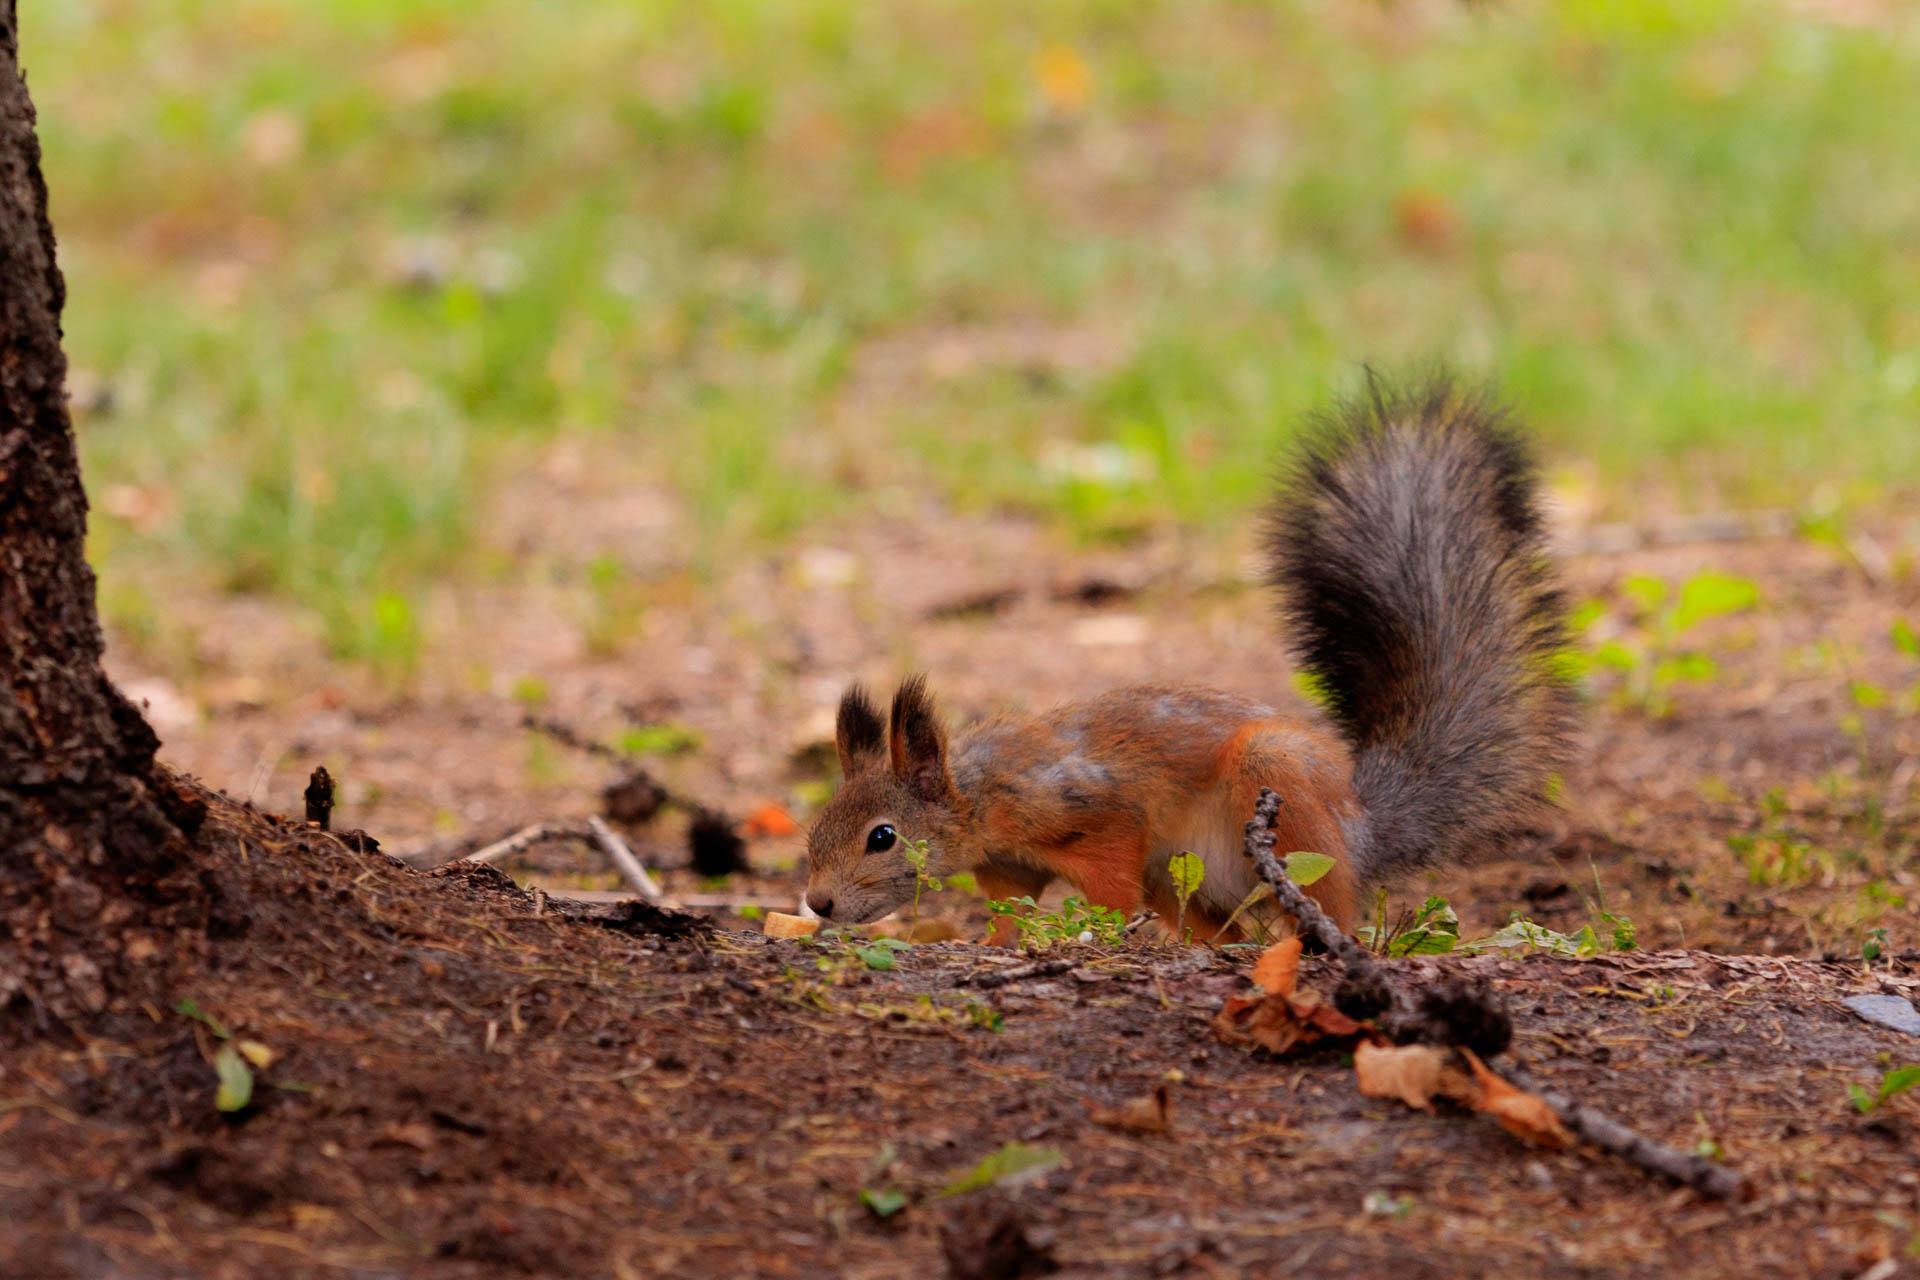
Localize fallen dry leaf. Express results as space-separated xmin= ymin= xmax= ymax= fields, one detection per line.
xmin=1091 ymin=1083 xmax=1173 ymax=1134
xmin=1462 ymin=1050 xmax=1574 ymax=1150
xmin=1252 ymin=937 xmax=1302 ymax=997
xmin=1214 ymin=982 xmax=1364 ymax=1057
xmin=742 ymin=803 xmax=800 ymax=838
xmin=235 ymin=1039 xmax=277 ymax=1070
xmin=379 ymin=1121 xmax=435 ymax=1151
xmin=1353 ymin=1041 xmax=1451 ymax=1112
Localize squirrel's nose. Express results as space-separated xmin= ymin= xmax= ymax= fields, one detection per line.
xmin=805 ymin=890 xmax=835 ymax=919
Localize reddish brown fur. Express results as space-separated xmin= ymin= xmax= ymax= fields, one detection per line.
xmin=804 ymin=684 xmax=1359 ymax=940
xmin=803 ymin=377 xmax=1573 ymax=941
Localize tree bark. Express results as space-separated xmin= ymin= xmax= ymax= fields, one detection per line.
xmin=0 ymin=3 xmax=198 ymax=1031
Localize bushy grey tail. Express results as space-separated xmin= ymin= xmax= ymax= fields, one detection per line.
xmin=1266 ymin=373 xmax=1576 ymax=886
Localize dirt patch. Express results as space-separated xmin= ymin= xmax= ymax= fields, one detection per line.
xmin=3 ymin=786 xmax=1918 ymax=1278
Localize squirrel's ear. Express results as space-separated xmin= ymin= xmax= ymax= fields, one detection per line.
xmin=889 ymin=674 xmax=955 ymax=803
xmin=835 ymin=683 xmax=887 ymax=778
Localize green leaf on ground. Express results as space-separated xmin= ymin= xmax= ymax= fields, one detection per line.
xmin=214 ymin=1044 xmax=255 ymax=1112
xmin=939 ymin=1142 xmax=1064 ymax=1197
xmin=174 ymin=997 xmax=231 ymax=1040
xmin=860 ymin=1188 xmax=907 ymax=1218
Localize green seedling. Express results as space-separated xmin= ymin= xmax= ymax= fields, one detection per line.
xmin=1575 ymin=572 xmax=1760 ymax=717
xmin=859 ymin=1187 xmax=907 ymax=1219
xmin=901 ymin=835 xmax=942 ymax=930
xmin=1359 ymin=895 xmax=1461 ymax=957
xmin=1848 ymin=1065 xmax=1920 ymax=1114
xmin=855 ymin=938 xmax=911 ymax=971
xmin=1862 ymin=926 xmax=1889 ymax=964
xmin=1727 ymin=787 xmax=1834 ymax=888
xmin=985 ymin=895 xmax=1128 ymax=949
xmin=1168 ymin=851 xmax=1205 ymax=943
xmin=616 ymin=722 xmax=702 ymax=757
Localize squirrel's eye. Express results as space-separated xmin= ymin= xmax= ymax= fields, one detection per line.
xmin=865 ymin=824 xmax=897 ymax=854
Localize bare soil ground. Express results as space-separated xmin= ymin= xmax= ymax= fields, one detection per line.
xmin=1 ymin=793 xmax=1916 ymax=1279
xmin=6 ymin=498 xmax=1915 ymax=1278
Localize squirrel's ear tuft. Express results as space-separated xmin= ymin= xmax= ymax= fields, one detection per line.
xmin=889 ymin=674 xmax=954 ymax=803
xmin=835 ymin=683 xmax=887 ymax=778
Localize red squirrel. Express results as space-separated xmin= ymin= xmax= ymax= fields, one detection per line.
xmin=802 ymin=376 xmax=1576 ymax=942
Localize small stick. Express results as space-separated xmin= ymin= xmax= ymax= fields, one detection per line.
xmin=1242 ymin=787 xmax=1747 ymax=1199
xmin=463 ymin=821 xmax=587 ymax=866
xmin=1242 ymin=789 xmax=1400 ymax=1020
xmin=461 ymin=819 xmax=672 ymax=906
xmin=588 ymin=815 xmax=665 ymax=904
xmin=1504 ymin=1065 xmax=1747 ymax=1201
xmin=304 ymin=766 xmax=335 ymax=830
xmin=965 ymin=958 xmax=1076 ymax=989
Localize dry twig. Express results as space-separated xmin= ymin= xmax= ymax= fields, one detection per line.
xmin=1503 ymin=1065 xmax=1747 ymax=1200
xmin=1242 ymin=787 xmax=1747 ymax=1199
xmin=459 ymin=818 xmax=667 ymax=905
xmin=965 ymin=958 xmax=1076 ymax=989
xmin=587 ymin=815 xmax=665 ymax=903
xmin=462 ymin=821 xmax=589 ymax=867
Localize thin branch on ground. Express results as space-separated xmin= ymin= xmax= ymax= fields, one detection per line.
xmin=587 ymin=815 xmax=665 ymax=903
xmin=458 ymin=818 xmax=667 ymax=905
xmin=964 ymin=958 xmax=1076 ymax=989
xmin=1503 ymin=1065 xmax=1747 ymax=1200
xmin=1242 ymin=786 xmax=1747 ymax=1200
xmin=462 ymin=821 xmax=590 ymax=867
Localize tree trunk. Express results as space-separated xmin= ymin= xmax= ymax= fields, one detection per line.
xmin=0 ymin=3 xmax=198 ymax=1031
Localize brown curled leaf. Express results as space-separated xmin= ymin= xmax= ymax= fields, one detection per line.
xmin=1353 ymin=1041 xmax=1450 ymax=1112
xmin=1251 ymin=936 xmax=1302 ymax=997
xmin=1091 ymin=1083 xmax=1173 ymax=1134
xmin=1462 ymin=1049 xmax=1574 ymax=1150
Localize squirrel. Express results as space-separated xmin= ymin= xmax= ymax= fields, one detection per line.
xmin=801 ymin=374 xmax=1577 ymax=943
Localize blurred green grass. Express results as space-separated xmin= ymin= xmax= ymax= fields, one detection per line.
xmin=34 ymin=0 xmax=1920 ymax=668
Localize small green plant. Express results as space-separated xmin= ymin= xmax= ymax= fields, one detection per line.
xmin=985 ymin=895 xmax=1128 ymax=949
xmin=581 ymin=552 xmax=646 ymax=657
xmin=616 ymin=722 xmax=703 ymax=757
xmin=966 ymin=999 xmax=1004 ymax=1032
xmin=1692 ymin=1113 xmax=1722 ymax=1160
xmin=1894 ymin=618 xmax=1920 ymax=714
xmin=859 ymin=1187 xmax=907 ymax=1219
xmin=1862 ymin=926 xmax=1889 ymax=964
xmin=1586 ymin=871 xmax=1637 ymax=952
xmin=1460 ymin=917 xmax=1603 ymax=957
xmin=1727 ymin=787 xmax=1834 ymax=888
xmin=859 ymin=1143 xmax=906 ymax=1218
xmin=1361 ymin=1190 xmax=1413 ymax=1218
xmin=173 ymin=998 xmax=279 ymax=1112
xmin=1574 ymin=572 xmax=1760 ymax=717
xmin=855 ymin=938 xmax=911 ymax=971
xmin=1361 ymin=889 xmax=1637 ymax=960
xmin=901 ymin=835 xmax=942 ymax=929
xmin=1848 ymin=1065 xmax=1920 ymax=1113
xmin=324 ymin=591 xmax=424 ymax=686
xmin=1167 ymin=851 xmax=1205 ymax=942
xmin=1359 ymin=895 xmax=1461 ymax=957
